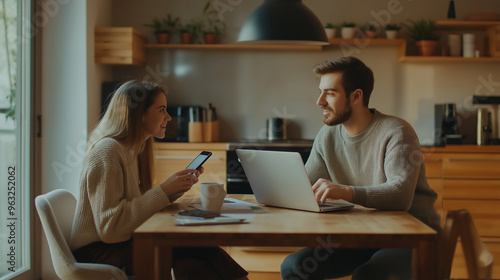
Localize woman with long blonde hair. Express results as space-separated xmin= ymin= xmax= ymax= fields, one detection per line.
xmin=70 ymin=81 xmax=248 ymax=279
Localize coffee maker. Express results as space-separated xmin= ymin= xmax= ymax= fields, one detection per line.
xmin=473 ymin=95 xmax=500 ymax=145
xmin=434 ymin=103 xmax=463 ymax=146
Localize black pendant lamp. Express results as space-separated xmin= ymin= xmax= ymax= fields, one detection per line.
xmin=238 ymin=0 xmax=328 ymax=45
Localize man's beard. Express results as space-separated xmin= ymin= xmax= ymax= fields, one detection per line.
xmin=322 ymin=100 xmax=352 ymax=126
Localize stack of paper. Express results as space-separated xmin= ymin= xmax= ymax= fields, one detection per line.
xmin=175 ymin=198 xmax=262 ymax=226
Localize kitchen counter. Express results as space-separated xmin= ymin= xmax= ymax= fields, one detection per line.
xmin=421 ymin=145 xmax=500 ymax=153
xmin=155 ymin=142 xmax=500 ymax=153
xmin=154 ymin=142 xmax=228 ymax=150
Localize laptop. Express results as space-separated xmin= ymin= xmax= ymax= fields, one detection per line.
xmin=236 ymin=149 xmax=355 ymax=212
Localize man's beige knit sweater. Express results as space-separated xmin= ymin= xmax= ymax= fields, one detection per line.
xmin=70 ymin=138 xmax=178 ymax=251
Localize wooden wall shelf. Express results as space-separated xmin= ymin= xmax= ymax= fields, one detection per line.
xmin=326 ymin=38 xmax=406 ymax=46
xmin=435 ymin=20 xmax=500 ymax=29
xmin=144 ymin=44 xmax=323 ymax=51
xmin=144 ymin=38 xmax=405 ymax=51
xmin=95 ymin=21 xmax=500 ymax=65
xmin=401 ymin=56 xmax=500 ymax=62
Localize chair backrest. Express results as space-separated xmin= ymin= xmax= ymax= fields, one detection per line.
xmin=36 ymin=189 xmax=129 ymax=280
xmin=439 ymin=209 xmax=494 ymax=280
xmin=440 ymin=210 xmax=461 ymax=279
xmin=35 ymin=189 xmax=79 ymax=272
xmin=458 ymin=210 xmax=494 ymax=280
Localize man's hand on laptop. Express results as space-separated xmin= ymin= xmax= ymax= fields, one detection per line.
xmin=312 ymin=178 xmax=354 ymax=204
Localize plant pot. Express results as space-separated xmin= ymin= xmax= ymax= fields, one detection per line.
xmin=416 ymin=40 xmax=438 ymax=56
xmin=365 ymin=30 xmax=376 ymax=38
xmin=385 ymin=30 xmax=398 ymax=39
xmin=324 ymin=28 xmax=336 ymax=39
xmin=156 ymin=33 xmax=170 ymax=44
xmin=180 ymin=33 xmax=194 ymax=44
xmin=341 ymin=27 xmax=356 ymax=39
xmin=203 ymin=34 xmax=218 ymax=44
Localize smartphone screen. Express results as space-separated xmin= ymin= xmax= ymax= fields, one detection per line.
xmin=186 ymin=151 xmax=212 ymax=170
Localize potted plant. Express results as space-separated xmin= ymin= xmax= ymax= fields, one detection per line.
xmin=402 ymin=19 xmax=439 ymax=56
xmin=179 ymin=19 xmax=202 ymax=44
xmin=364 ymin=23 xmax=378 ymax=38
xmin=143 ymin=14 xmax=179 ymax=44
xmin=201 ymin=1 xmax=226 ymax=44
xmin=340 ymin=22 xmax=357 ymax=39
xmin=324 ymin=23 xmax=337 ymax=39
xmin=385 ymin=23 xmax=401 ymax=39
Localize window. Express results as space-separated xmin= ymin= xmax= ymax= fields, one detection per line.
xmin=0 ymin=0 xmax=33 ymax=279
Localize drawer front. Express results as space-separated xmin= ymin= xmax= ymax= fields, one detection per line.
xmin=443 ymin=199 xmax=500 ymax=238
xmin=451 ymin=240 xmax=500 ymax=280
xmin=424 ymin=153 xmax=443 ymax=178
xmin=443 ymin=179 xmax=500 ymax=200
xmin=154 ymin=150 xmax=226 ymax=194
xmin=443 ymin=153 xmax=500 ymax=179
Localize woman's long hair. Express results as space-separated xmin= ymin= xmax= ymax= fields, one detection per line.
xmin=88 ymin=80 xmax=166 ymax=194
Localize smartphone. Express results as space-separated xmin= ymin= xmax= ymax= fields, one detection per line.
xmin=177 ymin=209 xmax=220 ymax=219
xmin=186 ymin=151 xmax=212 ymax=170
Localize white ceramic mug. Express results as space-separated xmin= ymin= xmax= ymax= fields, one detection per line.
xmin=200 ymin=182 xmax=226 ymax=212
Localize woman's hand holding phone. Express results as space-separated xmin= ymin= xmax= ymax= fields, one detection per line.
xmin=160 ymin=151 xmax=212 ymax=195
xmin=160 ymin=168 xmax=202 ymax=196
xmin=160 ymin=151 xmax=210 ymax=196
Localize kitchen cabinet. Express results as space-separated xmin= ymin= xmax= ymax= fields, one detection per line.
xmin=154 ymin=143 xmax=227 ymax=195
xmin=441 ymin=152 xmax=500 ymax=279
xmin=95 ymin=27 xmax=147 ymax=66
xmin=422 ymin=146 xmax=500 ymax=280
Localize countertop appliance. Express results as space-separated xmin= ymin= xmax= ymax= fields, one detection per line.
xmin=266 ymin=118 xmax=287 ymax=140
xmin=435 ymin=103 xmax=463 ymax=146
xmin=473 ymin=95 xmax=500 ymax=145
xmin=226 ymin=139 xmax=313 ymax=194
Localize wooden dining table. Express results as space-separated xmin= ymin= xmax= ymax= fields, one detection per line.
xmin=133 ymin=195 xmax=438 ymax=280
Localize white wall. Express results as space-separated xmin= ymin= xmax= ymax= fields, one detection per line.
xmin=40 ymin=0 xmax=111 ymax=278
xmin=87 ymin=1 xmax=112 ymax=129
xmin=110 ymin=0 xmax=500 ymax=144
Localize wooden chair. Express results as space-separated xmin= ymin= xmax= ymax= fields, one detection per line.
xmin=440 ymin=209 xmax=494 ymax=280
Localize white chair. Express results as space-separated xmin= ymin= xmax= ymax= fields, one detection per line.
xmin=35 ymin=189 xmax=128 ymax=280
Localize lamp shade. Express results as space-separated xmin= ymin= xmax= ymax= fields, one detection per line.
xmin=238 ymin=0 xmax=328 ymax=45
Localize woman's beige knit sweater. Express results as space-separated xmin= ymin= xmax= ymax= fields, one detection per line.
xmin=70 ymin=138 xmax=178 ymax=250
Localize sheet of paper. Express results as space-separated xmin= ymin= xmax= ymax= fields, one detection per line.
xmin=175 ymin=216 xmax=247 ymax=226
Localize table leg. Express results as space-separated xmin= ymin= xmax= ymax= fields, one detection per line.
xmin=413 ymin=240 xmax=438 ymax=280
xmin=134 ymin=238 xmax=155 ymax=280
xmin=156 ymin=246 xmax=173 ymax=280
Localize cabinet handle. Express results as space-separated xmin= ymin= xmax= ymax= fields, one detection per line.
xmin=156 ymin=155 xmax=223 ymax=160
xmin=448 ymin=159 xmax=500 ymax=162
xmin=424 ymin=159 xmax=442 ymax=162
